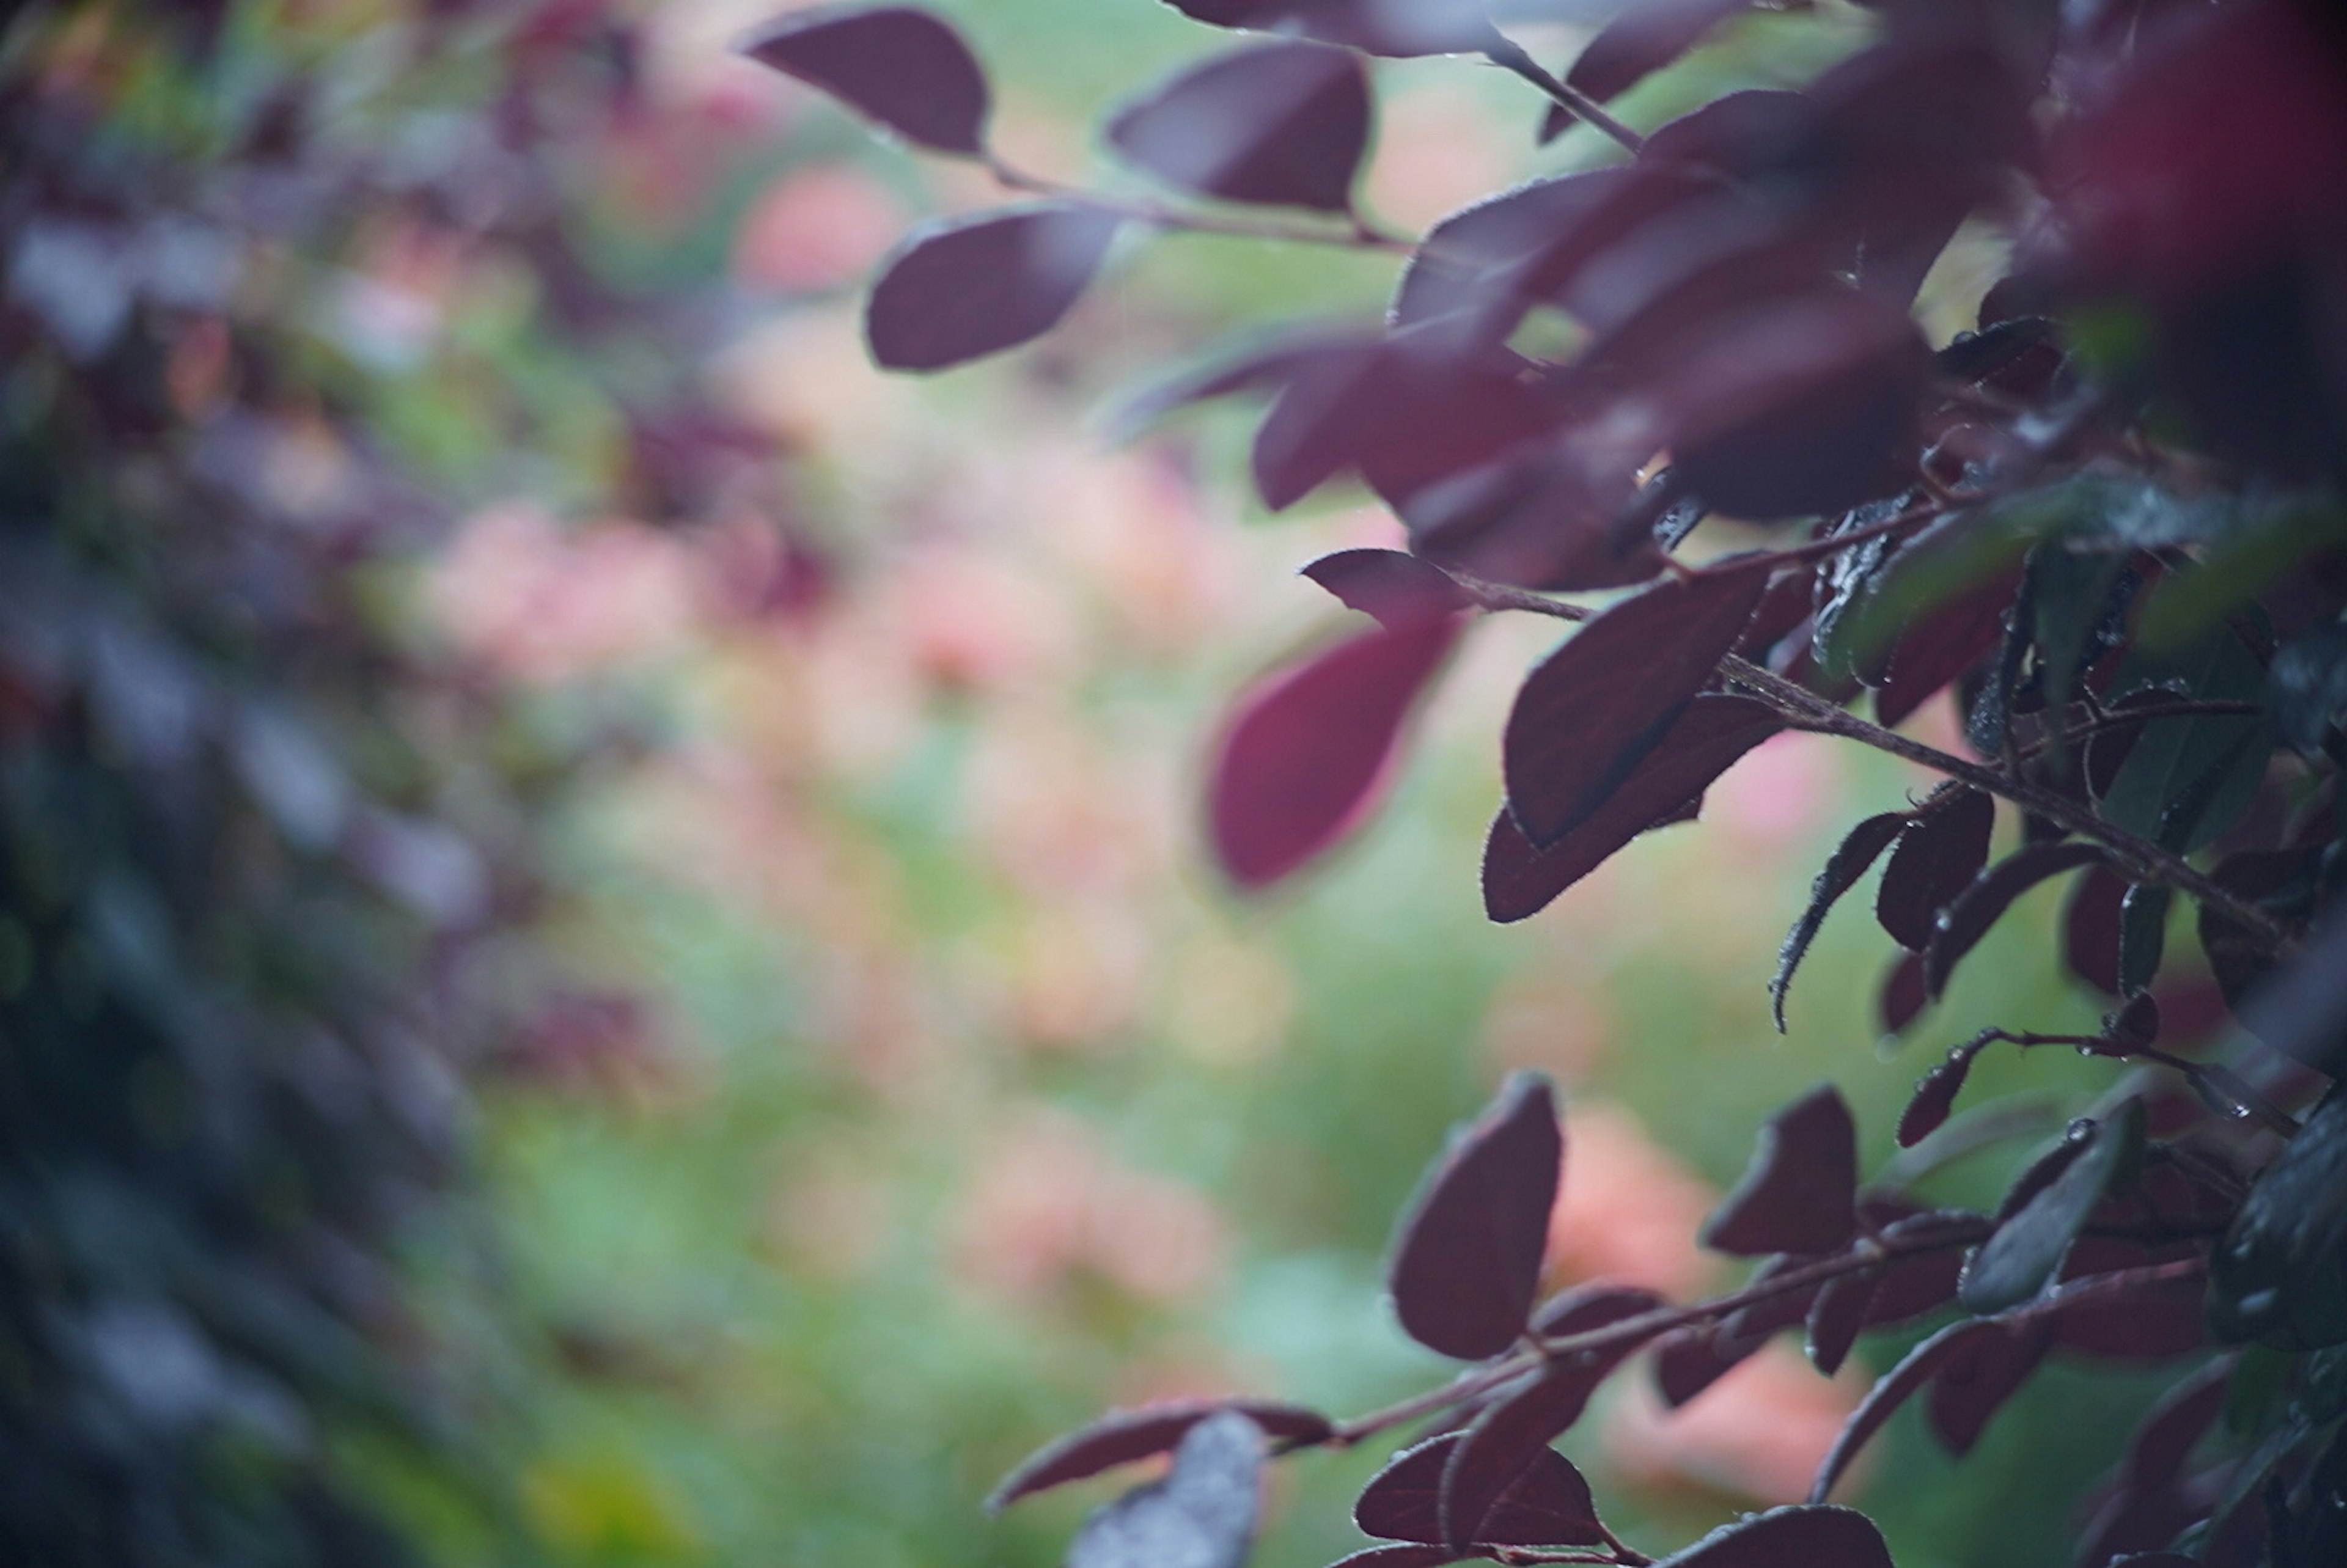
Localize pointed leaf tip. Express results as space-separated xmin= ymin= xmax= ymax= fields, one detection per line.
xmin=1388 ymin=1073 xmax=1562 ymax=1361
xmin=1109 ymin=40 xmax=1370 ymax=213
xmin=740 ymin=5 xmax=991 ymax=156
xmin=865 ymin=204 xmax=1123 ymax=371
xmin=1701 ymin=1084 xmax=1859 ymax=1257
xmin=1208 ymin=616 xmax=1459 ymax=889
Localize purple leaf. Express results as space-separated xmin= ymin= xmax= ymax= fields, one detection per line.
xmin=2051 ymin=1270 xmax=2208 ymax=1360
xmin=1809 ymin=1319 xmax=2005 ymax=1501
xmin=1567 ymin=0 xmax=1758 ymax=104
xmin=1876 ymin=787 xmax=1994 ymax=951
xmin=988 ymin=1399 xmax=1334 ymax=1511
xmin=1109 ymin=40 xmax=1369 ymax=211
xmin=1923 ymin=842 xmax=2107 ymax=998
xmin=1771 ymin=811 xmax=1907 ymax=1031
xmin=1483 ymin=695 xmax=1783 ymax=922
xmin=1356 ymin=1431 xmax=1601 ymax=1547
xmin=865 ymin=204 xmax=1123 ymax=370
xmin=1503 ymin=565 xmax=1771 ymax=846
xmin=1895 ymin=1035 xmax=1992 ymax=1148
xmin=1879 ymin=948 xmax=1928 ymax=1036
xmin=1657 ymin=1504 xmax=1895 ymax=1568
xmin=1958 ymin=1098 xmax=2145 ymax=1313
xmin=1716 ymin=1252 xmax=1825 ymax=1349
xmin=1532 ymin=1283 xmax=1669 ymax=1338
xmin=1863 ymin=1211 xmax=1978 ymax=1324
xmin=1873 ymin=570 xmax=2021 ymax=728
xmin=1068 ymin=1411 xmax=1265 ymax=1568
xmin=1159 ymin=0 xmax=1502 ymax=58
xmin=1302 ymin=550 xmax=1473 ymax=630
xmin=739 ymin=5 xmax=991 ymax=156
xmin=1397 ymin=436 xmax=1659 ymax=592
xmin=1652 ymin=1324 xmax=1755 ymax=1408
xmin=1390 ymin=170 xmax=1633 ymax=329
xmin=1700 ymin=1085 xmax=1859 ymax=1258
xmin=1804 ymin=1268 xmax=1878 ymax=1377
xmin=1208 ymin=616 xmax=1460 ymax=889
xmin=2122 ymin=1360 xmax=2232 ymax=1492
xmin=1925 ymin=1319 xmax=2054 ymax=1457
xmin=1109 ymin=324 xmax=1369 ymax=438
xmin=1387 ymin=1072 xmax=1563 ymax=1361
xmin=1326 ymin=1548 xmax=1463 ymax=1568
xmin=2063 ymin=863 xmax=2129 ymax=996
xmin=1439 ymin=1369 xmax=1618 ymax=1547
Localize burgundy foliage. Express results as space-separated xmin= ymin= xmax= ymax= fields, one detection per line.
xmin=753 ymin=2 xmax=2347 ymax=1563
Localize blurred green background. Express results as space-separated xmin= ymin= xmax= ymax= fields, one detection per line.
xmin=0 ymin=3 xmax=2187 ymax=1566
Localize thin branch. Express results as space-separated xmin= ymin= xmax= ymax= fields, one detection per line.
xmin=984 ymin=154 xmax=1414 ymax=252
xmin=1482 ymin=38 xmax=1645 ymax=156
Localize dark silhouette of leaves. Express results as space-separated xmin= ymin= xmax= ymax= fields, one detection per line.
xmin=1354 ymin=1431 xmax=1600 ymax=1547
xmin=1772 ymin=811 xmax=1907 ymax=1030
xmin=1483 ymin=695 xmax=1783 ymax=922
xmin=988 ymin=1401 xmax=1332 ymax=1511
xmin=1567 ymin=0 xmax=1758 ymax=104
xmin=2211 ymin=1085 xmax=2347 ymax=1347
xmin=1896 ymin=1035 xmax=1991 ymax=1148
xmin=865 ymin=205 xmax=1125 ymax=370
xmin=1067 ymin=1412 xmax=1265 ymax=1568
xmin=1159 ymin=0 xmax=1502 ymax=57
xmin=1302 ymin=549 xmax=1473 ymax=629
xmin=740 ymin=5 xmax=991 ymax=155
xmin=1926 ymin=1319 xmax=2054 ymax=1457
xmin=1656 ymin=1504 xmax=1895 ymax=1568
xmin=1387 ymin=1073 xmax=1562 ymax=1360
xmin=1439 ymin=1368 xmax=1618 ymax=1547
xmin=1876 ymin=786 xmax=1994 ymax=951
xmin=1923 ymin=842 xmax=2106 ymax=998
xmin=1503 ymin=566 xmax=1771 ymax=845
xmin=1810 ymin=1319 xmax=2005 ymax=1501
xmin=1701 ymin=1084 xmax=1859 ymax=1257
xmin=1960 ymin=1098 xmax=2145 ymax=1313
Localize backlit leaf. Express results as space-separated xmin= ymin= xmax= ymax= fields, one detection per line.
xmin=740 ymin=5 xmax=991 ymax=155
xmin=1068 ymin=1412 xmax=1264 ymax=1568
xmin=1483 ymin=695 xmax=1783 ymax=922
xmin=1701 ymin=1084 xmax=1859 ymax=1257
xmin=865 ymin=204 xmax=1124 ymax=370
xmin=1302 ymin=550 xmax=1473 ymax=630
xmin=1107 ymin=40 xmax=1369 ymax=212
xmin=1772 ymin=811 xmax=1906 ymax=1031
xmin=1503 ymin=566 xmax=1770 ymax=845
xmin=1208 ymin=617 xmax=1460 ymax=888
xmin=1387 ymin=1072 xmax=1563 ymax=1361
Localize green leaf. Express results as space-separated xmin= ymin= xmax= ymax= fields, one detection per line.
xmin=2098 ymin=623 xmax=2272 ymax=852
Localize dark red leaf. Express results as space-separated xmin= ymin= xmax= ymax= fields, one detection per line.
xmin=1068 ymin=1411 xmax=1264 ymax=1568
xmin=1734 ymin=566 xmax=1820 ymax=662
xmin=1876 ymin=787 xmax=1994 ymax=951
xmin=1109 ymin=324 xmax=1368 ymax=437
xmin=988 ymin=1399 xmax=1333 ymax=1511
xmin=1653 ymin=1324 xmax=1755 ymax=1407
xmin=1208 ymin=617 xmax=1460 ymax=889
xmin=740 ymin=4 xmax=991 ymax=155
xmin=865 ymin=204 xmax=1124 ymax=371
xmin=1391 ymin=171 xmax=1634 ymax=329
xmin=2052 ymin=1271 xmax=2208 ymax=1361
xmin=1302 ymin=550 xmax=1473 ymax=631
xmin=1700 ymin=1085 xmax=1859 ymax=1258
xmin=1716 ymin=1252 xmax=1825 ymax=1350
xmin=1959 ymin=1098 xmax=2145 ymax=1313
xmin=1252 ymin=341 xmax=1559 ymax=513
xmin=1771 ymin=811 xmax=1906 ymax=1031
xmin=2123 ymin=1360 xmax=2232 ymax=1492
xmin=1925 ymin=1319 xmax=2054 ymax=1457
xmin=1879 ymin=948 xmax=1928 ymax=1036
xmin=1658 ymin=1504 xmax=1895 ymax=1568
xmin=1872 ymin=568 xmax=2021 ymax=728
xmin=1809 ymin=1319 xmax=2005 ymax=1501
xmin=1484 ymin=695 xmax=1784 ymax=922
xmin=1805 ymin=1268 xmax=1878 ymax=1377
xmin=1895 ymin=1035 xmax=1992 ymax=1148
xmin=1864 ymin=1211 xmax=1980 ymax=1324
xmin=1388 ymin=1073 xmax=1563 ymax=1361
xmin=1503 ymin=566 xmax=1771 ymax=846
xmin=1355 ymin=1431 xmax=1600 ymax=1547
xmin=1439 ymin=1368 xmax=1618 ymax=1547
xmin=2064 ymin=863 xmax=2129 ymax=996
xmin=1924 ymin=842 xmax=2107 ymax=998
xmin=1532 ymin=1283 xmax=1669 ymax=1338
xmin=1397 ymin=436 xmax=1658 ymax=592
xmin=1566 ymin=0 xmax=1757 ymax=104
xmin=1107 ymin=40 xmax=1368 ymax=212
xmin=1159 ymin=0 xmax=1502 ymax=57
